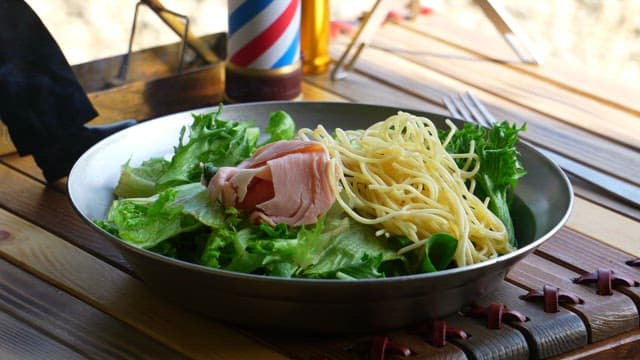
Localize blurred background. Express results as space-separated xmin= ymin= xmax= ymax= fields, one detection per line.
xmin=27 ymin=0 xmax=640 ymax=87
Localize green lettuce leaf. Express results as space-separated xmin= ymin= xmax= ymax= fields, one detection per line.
xmin=421 ymin=233 xmax=457 ymax=273
xmin=99 ymin=182 xmax=224 ymax=249
xmin=261 ymin=110 xmax=295 ymax=145
xmin=156 ymin=107 xmax=261 ymax=190
xmin=197 ymin=203 xmax=404 ymax=279
xmin=114 ymin=158 xmax=170 ymax=198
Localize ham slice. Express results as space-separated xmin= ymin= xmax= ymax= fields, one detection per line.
xmin=208 ymin=140 xmax=335 ymax=226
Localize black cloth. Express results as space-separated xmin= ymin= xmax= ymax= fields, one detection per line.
xmin=0 ymin=0 xmax=98 ymax=156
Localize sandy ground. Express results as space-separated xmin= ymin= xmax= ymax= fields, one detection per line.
xmin=26 ymin=0 xmax=640 ymax=86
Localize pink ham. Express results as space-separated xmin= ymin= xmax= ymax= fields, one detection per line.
xmin=207 ymin=140 xmax=335 ymax=227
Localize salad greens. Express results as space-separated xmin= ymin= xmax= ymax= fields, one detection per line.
xmin=114 ymin=107 xmax=295 ymax=198
xmin=98 ymin=108 xmax=525 ymax=279
xmin=441 ymin=121 xmax=527 ymax=247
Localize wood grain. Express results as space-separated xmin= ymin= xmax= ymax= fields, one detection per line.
xmin=508 ymin=254 xmax=638 ymax=343
xmin=474 ymin=282 xmax=588 ymax=359
xmin=302 ymin=63 xmax=447 ymax=114
xmin=0 ymin=208 xmax=286 ymax=360
xmin=328 ymin=28 xmax=640 ymax=184
xmin=87 ymin=63 xmax=224 ymax=125
xmin=372 ymin=23 xmax=640 ymax=149
xmin=446 ymin=314 xmax=529 ymax=360
xmin=403 ymin=13 xmax=640 ymax=116
xmin=262 ymin=330 xmax=467 ymax=359
xmin=566 ymin=197 xmax=640 ymax=257
xmin=0 ymin=258 xmax=185 ymax=359
xmin=0 ymin=162 xmax=130 ymax=272
xmin=0 ymin=311 xmax=84 ymax=360
xmin=553 ymin=329 xmax=640 ymax=360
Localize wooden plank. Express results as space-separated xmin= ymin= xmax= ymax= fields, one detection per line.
xmin=0 ymin=258 xmax=185 ymax=359
xmin=474 ymin=282 xmax=588 ymax=359
xmin=446 ymin=314 xmax=529 ymax=360
xmin=566 ymin=197 xmax=640 ymax=257
xmin=568 ymin=176 xmax=640 ymax=223
xmin=539 ymin=227 xmax=640 ymax=278
xmin=87 ymin=63 xmax=224 ymax=126
xmin=0 ymin=311 xmax=84 ymax=360
xmin=553 ymin=329 xmax=640 ymax=360
xmin=262 ymin=331 xmax=466 ymax=359
xmin=0 ymin=162 xmax=130 ymax=272
xmin=507 ymin=254 xmax=638 ymax=343
xmin=0 ymin=208 xmax=287 ymax=359
xmin=328 ymin=33 xmax=640 ymax=185
xmin=301 ymin=79 xmax=350 ymax=102
xmin=536 ymin=227 xmax=640 ymax=309
xmin=0 ymin=124 xmax=13 ymax=157
xmin=402 ymin=13 xmax=640 ymax=116
xmin=370 ymin=23 xmax=640 ymax=150
xmin=303 ymin=65 xmax=446 ymax=114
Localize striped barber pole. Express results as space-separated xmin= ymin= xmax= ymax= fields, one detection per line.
xmin=227 ymin=0 xmax=301 ymax=70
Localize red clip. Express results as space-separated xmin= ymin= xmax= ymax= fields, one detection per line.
xmin=521 ymin=285 xmax=582 ymax=313
xmin=410 ymin=320 xmax=468 ymax=347
xmin=349 ymin=335 xmax=412 ymax=359
xmin=465 ymin=303 xmax=528 ymax=329
xmin=431 ymin=319 xmax=469 ymax=347
xmin=574 ymin=268 xmax=638 ymax=295
xmin=626 ymin=259 xmax=640 ymax=267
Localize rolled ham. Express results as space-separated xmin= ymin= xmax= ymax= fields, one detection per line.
xmin=207 ymin=140 xmax=335 ymax=226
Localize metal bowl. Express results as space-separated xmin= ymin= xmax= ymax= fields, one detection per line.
xmin=68 ymin=101 xmax=573 ymax=332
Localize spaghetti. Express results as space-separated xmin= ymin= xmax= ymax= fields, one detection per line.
xmin=298 ymin=111 xmax=513 ymax=267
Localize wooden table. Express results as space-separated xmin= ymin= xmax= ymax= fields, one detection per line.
xmin=1 ymin=12 xmax=639 ymax=359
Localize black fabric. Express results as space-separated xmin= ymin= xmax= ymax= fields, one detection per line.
xmin=0 ymin=0 xmax=98 ymax=155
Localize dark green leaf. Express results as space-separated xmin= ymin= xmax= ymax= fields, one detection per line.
xmin=422 ymin=233 xmax=457 ymax=273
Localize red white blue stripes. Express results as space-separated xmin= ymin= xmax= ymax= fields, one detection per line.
xmin=228 ymin=0 xmax=301 ymax=70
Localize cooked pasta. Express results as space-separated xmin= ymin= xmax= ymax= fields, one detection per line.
xmin=298 ymin=111 xmax=513 ymax=267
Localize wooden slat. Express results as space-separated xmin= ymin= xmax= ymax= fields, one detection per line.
xmin=446 ymin=314 xmax=529 ymax=359
xmin=0 ymin=208 xmax=286 ymax=360
xmin=374 ymin=23 xmax=640 ymax=149
xmin=263 ymin=330 xmax=467 ymax=359
xmin=474 ymin=282 xmax=588 ymax=359
xmin=87 ymin=63 xmax=224 ymax=125
xmin=553 ymin=329 xmax=640 ymax=360
xmin=567 ymin=176 xmax=640 ymax=223
xmin=566 ymin=197 xmax=640 ymax=257
xmin=301 ymin=79 xmax=350 ymax=102
xmin=507 ymin=254 xmax=638 ymax=343
xmin=0 ymin=162 xmax=130 ymax=272
xmin=0 ymin=311 xmax=84 ymax=360
xmin=328 ymin=34 xmax=640 ymax=185
xmin=536 ymin=227 xmax=640 ymax=307
xmin=538 ymin=227 xmax=640 ymax=277
xmin=0 ymin=258 xmax=185 ymax=359
xmin=302 ymin=65 xmax=446 ymax=114
xmin=403 ymin=13 xmax=640 ymax=116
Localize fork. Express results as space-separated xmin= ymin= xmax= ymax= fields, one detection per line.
xmin=442 ymin=91 xmax=640 ymax=208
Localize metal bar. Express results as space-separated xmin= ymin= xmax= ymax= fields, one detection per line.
xmin=474 ymin=0 xmax=541 ymax=64
xmin=331 ymin=0 xmax=395 ymax=80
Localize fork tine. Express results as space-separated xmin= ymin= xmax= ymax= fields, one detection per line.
xmin=466 ymin=91 xmax=497 ymax=125
xmin=448 ymin=95 xmax=474 ymax=123
xmin=459 ymin=92 xmax=490 ymax=127
xmin=442 ymin=96 xmax=462 ymax=120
